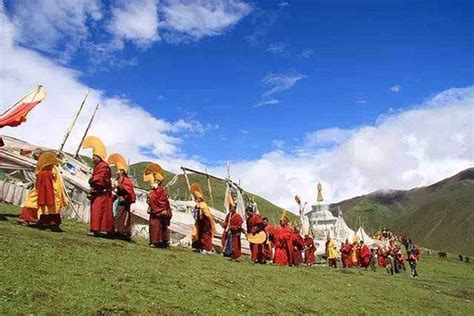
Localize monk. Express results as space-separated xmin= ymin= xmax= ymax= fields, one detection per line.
xmin=191 ymin=184 xmax=216 ymax=254
xmin=327 ymin=237 xmax=338 ymax=268
xmin=303 ymin=234 xmax=316 ymax=266
xmin=113 ymin=167 xmax=136 ymax=241
xmin=89 ymin=153 xmax=114 ymax=236
xmin=273 ymin=212 xmax=293 ymax=266
xmin=292 ymin=226 xmax=305 ymax=266
xmin=221 ymin=203 xmax=243 ymax=261
xmin=19 ymin=152 xmax=68 ymax=231
xmin=351 ymin=241 xmax=359 ymax=267
xmin=377 ymin=247 xmax=386 ymax=268
xmin=359 ymin=241 xmax=371 ymax=268
xmin=262 ymin=217 xmax=274 ymax=262
xmin=246 ymin=207 xmax=265 ymax=263
xmin=147 ymin=173 xmax=172 ymax=248
xmin=341 ymin=239 xmax=353 ymax=268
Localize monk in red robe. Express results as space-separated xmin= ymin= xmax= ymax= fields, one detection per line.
xmin=112 ymin=167 xmax=136 ymax=241
xmin=246 ymin=207 xmax=265 ymax=263
xmin=273 ymin=212 xmax=293 ymax=266
xmin=147 ymin=171 xmax=172 ymax=248
xmin=341 ymin=239 xmax=353 ymax=268
xmin=19 ymin=152 xmax=68 ymax=231
xmin=377 ymin=247 xmax=386 ymax=268
xmin=191 ymin=184 xmax=216 ymax=254
xmin=221 ymin=203 xmax=243 ymax=261
xmin=263 ymin=217 xmax=274 ymax=262
xmin=303 ymin=234 xmax=316 ymax=266
xmin=292 ymin=227 xmax=305 ymax=266
xmin=359 ymin=241 xmax=371 ymax=268
xmin=89 ymin=154 xmax=114 ymax=236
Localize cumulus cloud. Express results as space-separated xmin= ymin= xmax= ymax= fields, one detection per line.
xmin=2 ymin=0 xmax=252 ymax=66
xmin=160 ymin=0 xmax=252 ymax=43
xmin=305 ymin=128 xmax=355 ymax=147
xmin=212 ymin=87 xmax=474 ymax=211
xmin=108 ymin=0 xmax=160 ymax=46
xmin=6 ymin=0 xmax=102 ymax=62
xmin=0 ymin=6 xmax=210 ymax=169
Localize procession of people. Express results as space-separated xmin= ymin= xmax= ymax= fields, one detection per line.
xmin=16 ymin=135 xmax=420 ymax=278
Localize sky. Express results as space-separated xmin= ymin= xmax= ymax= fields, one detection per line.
xmin=1 ymin=0 xmax=473 ymax=211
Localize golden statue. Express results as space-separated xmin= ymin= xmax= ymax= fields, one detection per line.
xmin=317 ymin=182 xmax=324 ymax=202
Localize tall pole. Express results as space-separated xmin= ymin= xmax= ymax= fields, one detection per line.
xmin=59 ymin=90 xmax=90 ymax=152
xmin=74 ymin=104 xmax=100 ymax=158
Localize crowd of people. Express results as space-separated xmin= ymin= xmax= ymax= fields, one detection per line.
xmin=16 ymin=139 xmax=420 ymax=278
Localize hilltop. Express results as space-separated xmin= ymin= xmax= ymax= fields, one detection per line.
xmin=331 ymin=168 xmax=474 ymax=255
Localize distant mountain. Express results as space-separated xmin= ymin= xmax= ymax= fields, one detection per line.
xmin=330 ymin=168 xmax=474 ymax=255
xmin=128 ymin=162 xmax=296 ymax=224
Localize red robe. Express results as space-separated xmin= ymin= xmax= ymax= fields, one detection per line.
xmin=304 ymin=236 xmax=316 ymax=265
xmin=292 ymin=232 xmax=304 ymax=266
xmin=263 ymin=223 xmax=274 ymax=261
xmin=222 ymin=212 xmax=243 ymax=259
xmin=341 ymin=243 xmax=353 ymax=268
xmin=19 ymin=170 xmax=61 ymax=227
xmin=273 ymin=225 xmax=293 ymax=266
xmin=89 ymin=160 xmax=114 ymax=233
xmin=191 ymin=203 xmax=214 ymax=251
xmin=148 ymin=186 xmax=172 ymax=246
xmin=247 ymin=213 xmax=265 ymax=263
xmin=377 ymin=248 xmax=386 ymax=267
xmin=114 ymin=175 xmax=136 ymax=237
xmin=359 ymin=244 xmax=371 ymax=268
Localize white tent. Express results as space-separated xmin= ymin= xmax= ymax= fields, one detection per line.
xmin=334 ymin=216 xmax=355 ymax=244
xmin=354 ymin=227 xmax=376 ymax=247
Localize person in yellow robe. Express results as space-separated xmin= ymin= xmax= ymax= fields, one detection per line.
xmin=327 ymin=237 xmax=338 ymax=268
xmin=19 ymin=152 xmax=68 ymax=231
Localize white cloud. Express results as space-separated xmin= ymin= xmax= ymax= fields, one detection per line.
xmin=6 ymin=0 xmax=102 ymax=62
xmin=2 ymin=0 xmax=252 ymax=66
xmin=160 ymin=0 xmax=252 ymax=43
xmin=267 ymin=42 xmax=288 ymax=56
xmin=211 ymin=87 xmax=474 ymax=211
xmin=391 ymin=85 xmax=401 ymax=93
xmin=305 ymin=128 xmax=355 ymax=147
xmin=0 ymin=7 xmax=209 ymax=169
xmin=255 ymin=72 xmax=306 ymax=106
xmin=108 ymin=0 xmax=160 ymax=46
xmin=255 ymin=98 xmax=280 ymax=107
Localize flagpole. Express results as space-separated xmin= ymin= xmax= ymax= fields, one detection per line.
xmin=59 ymin=89 xmax=90 ymax=152
xmin=74 ymin=104 xmax=100 ymax=158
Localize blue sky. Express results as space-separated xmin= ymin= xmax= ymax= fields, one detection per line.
xmin=62 ymin=0 xmax=474 ymax=163
xmin=1 ymin=0 xmax=473 ymax=206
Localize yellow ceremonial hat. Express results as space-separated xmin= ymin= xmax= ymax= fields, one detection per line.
xmin=227 ymin=192 xmax=235 ymax=209
xmin=107 ymin=153 xmax=128 ymax=173
xmin=246 ymin=231 xmax=267 ymax=244
xmin=36 ymin=152 xmax=58 ymax=171
xmin=143 ymin=163 xmax=165 ymax=186
xmin=190 ymin=183 xmax=204 ymax=200
xmin=280 ymin=210 xmax=290 ymax=224
xmin=82 ymin=136 xmax=107 ymax=160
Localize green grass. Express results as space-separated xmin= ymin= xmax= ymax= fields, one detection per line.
xmin=1 ymin=203 xmax=473 ymax=315
xmin=128 ymin=162 xmax=296 ymax=224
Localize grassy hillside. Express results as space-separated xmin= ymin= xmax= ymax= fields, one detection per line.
xmin=331 ymin=168 xmax=474 ymax=255
xmin=128 ymin=162 xmax=296 ymax=224
xmin=1 ymin=203 xmax=473 ymax=315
